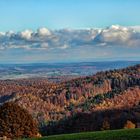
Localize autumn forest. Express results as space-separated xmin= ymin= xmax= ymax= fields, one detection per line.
xmin=0 ymin=64 xmax=140 ymax=137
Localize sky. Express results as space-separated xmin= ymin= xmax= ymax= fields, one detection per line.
xmin=0 ymin=0 xmax=140 ymax=63
xmin=0 ymin=0 xmax=140 ymax=31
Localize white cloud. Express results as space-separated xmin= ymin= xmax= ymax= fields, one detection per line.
xmin=95 ymin=25 xmax=131 ymax=43
xmin=37 ymin=27 xmax=51 ymax=36
xmin=0 ymin=32 xmax=6 ymax=36
xmin=131 ymin=26 xmax=140 ymax=32
xmin=20 ymin=30 xmax=33 ymax=40
xmin=40 ymin=42 xmax=49 ymax=49
xmin=94 ymin=25 xmax=140 ymax=47
xmin=6 ymin=30 xmax=15 ymax=37
xmin=59 ymin=44 xmax=69 ymax=49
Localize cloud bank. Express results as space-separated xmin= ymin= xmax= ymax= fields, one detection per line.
xmin=0 ymin=25 xmax=139 ymax=51
xmin=0 ymin=25 xmax=140 ymax=62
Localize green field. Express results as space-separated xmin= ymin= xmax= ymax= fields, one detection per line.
xmin=26 ymin=128 xmax=140 ymax=140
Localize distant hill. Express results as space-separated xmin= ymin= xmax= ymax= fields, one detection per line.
xmin=0 ymin=63 xmax=140 ymax=135
xmin=0 ymin=61 xmax=139 ymax=80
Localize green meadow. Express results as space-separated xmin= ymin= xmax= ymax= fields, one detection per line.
xmin=25 ymin=128 xmax=140 ymax=140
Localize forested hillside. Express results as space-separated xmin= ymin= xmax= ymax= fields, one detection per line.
xmin=0 ymin=64 xmax=140 ymax=135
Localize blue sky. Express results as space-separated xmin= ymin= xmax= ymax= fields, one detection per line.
xmin=0 ymin=0 xmax=140 ymax=31
xmin=0 ymin=0 xmax=140 ymax=63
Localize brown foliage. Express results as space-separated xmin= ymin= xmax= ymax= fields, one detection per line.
xmin=0 ymin=102 xmax=39 ymax=138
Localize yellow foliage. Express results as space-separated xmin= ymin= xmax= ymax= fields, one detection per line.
xmin=124 ymin=120 xmax=136 ymax=129
xmin=36 ymin=133 xmax=42 ymax=138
